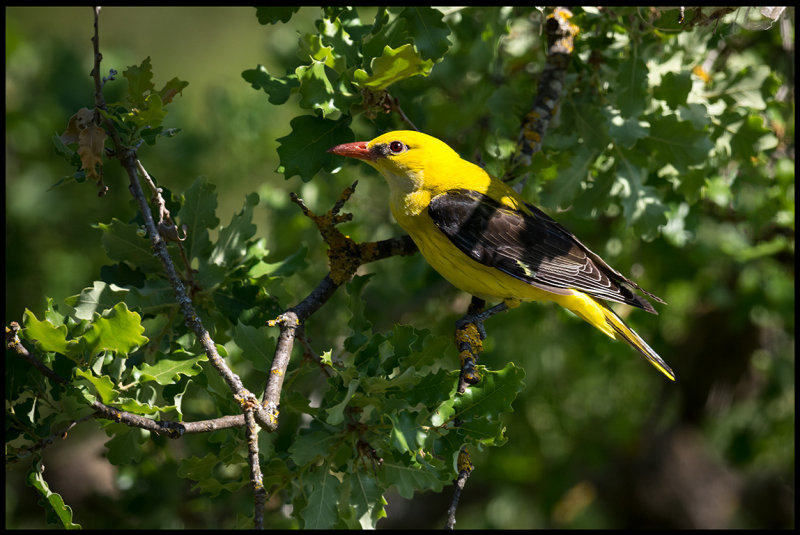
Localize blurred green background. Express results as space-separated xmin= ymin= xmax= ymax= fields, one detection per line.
xmin=6 ymin=6 xmax=795 ymax=529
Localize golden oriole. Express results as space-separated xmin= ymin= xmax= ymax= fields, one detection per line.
xmin=328 ymin=131 xmax=674 ymax=380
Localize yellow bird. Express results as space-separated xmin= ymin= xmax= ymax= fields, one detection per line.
xmin=327 ymin=131 xmax=674 ymax=380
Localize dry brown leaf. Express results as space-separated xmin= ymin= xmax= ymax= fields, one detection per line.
xmin=77 ymin=123 xmax=108 ymax=181
xmin=59 ymin=107 xmax=95 ymax=145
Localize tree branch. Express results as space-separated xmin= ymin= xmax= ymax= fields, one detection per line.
xmin=4 ymin=328 xmax=251 ymax=459
xmin=262 ymin=185 xmax=418 ymax=431
xmin=89 ymin=6 xmax=274 ymax=430
xmin=245 ymin=409 xmax=267 ymax=529
xmin=445 ymin=447 xmax=474 ymax=529
xmin=503 ymin=7 xmax=579 ymax=182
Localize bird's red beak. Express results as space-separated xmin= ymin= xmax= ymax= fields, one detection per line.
xmin=327 ymin=141 xmax=375 ymax=162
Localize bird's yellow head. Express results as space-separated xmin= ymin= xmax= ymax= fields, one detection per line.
xmin=327 ymin=131 xmax=464 ymax=193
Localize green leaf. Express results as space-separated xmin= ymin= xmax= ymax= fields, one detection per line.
xmin=381 ymin=324 xmax=435 ymax=374
xmin=136 ymin=352 xmax=205 ymax=385
xmin=456 ymin=415 xmax=507 ymax=447
xmin=711 ymin=64 xmax=771 ymax=110
xmin=395 ymin=7 xmax=451 ymax=61
xmin=325 ymin=378 xmax=360 ymax=425
xmin=210 ymin=192 xmax=258 ymax=266
xmin=457 ymin=362 xmax=525 ymax=414
xmin=453 ymin=362 xmax=525 ymax=434
xmin=360 ymin=8 xmax=405 ymax=65
xmin=539 ymin=146 xmax=598 ymax=210
xmin=95 ymin=218 xmax=164 ymax=272
xmin=608 ymin=114 xmax=649 ymax=150
xmin=255 ymin=6 xmax=299 ymax=25
xmin=354 ymin=44 xmax=434 ymax=91
xmin=675 ymin=168 xmax=708 ymax=205
xmin=125 ymin=279 xmax=177 ymax=315
xmin=316 ymin=11 xmax=369 ymax=69
xmin=163 ymin=377 xmax=192 ymax=419
xmin=102 ymin=424 xmax=148 ymax=465
xmin=178 ymin=176 xmax=220 ymax=261
xmin=123 ymin=56 xmax=155 ymax=109
xmin=298 ymin=33 xmax=343 ymax=70
xmin=116 ymin=396 xmax=166 ymax=415
xmin=388 ymin=411 xmax=421 ymax=453
xmin=346 ymin=274 xmax=374 ymax=334
xmin=242 ymin=65 xmax=299 ymax=105
xmin=410 ymin=368 xmax=458 ymax=407
xmin=20 ymin=309 xmax=71 ymax=356
xmin=616 ymin=54 xmax=648 ymax=118
xmin=276 ymin=114 xmax=354 ymax=181
xmin=616 ymin=157 xmax=669 ymax=238
xmin=295 ymin=59 xmax=357 ymax=118
xmin=654 ymin=71 xmax=692 ymax=109
xmin=249 ymin=245 xmax=309 ymax=279
xmin=80 ymin=302 xmax=149 ymax=358
xmin=380 ymin=452 xmax=445 ymax=499
xmin=158 ymin=76 xmax=189 ymax=105
xmin=730 ymin=114 xmax=779 ymax=156
xmin=43 ymin=297 xmax=66 ymax=327
xmin=232 ymin=321 xmax=275 ymax=373
xmin=644 ymin=115 xmax=714 ymax=172
xmin=289 ymin=428 xmax=343 ymax=466
xmin=74 ymin=368 xmax=118 ymax=403
xmin=27 ymin=460 xmax=81 ymax=529
xmin=125 ymin=93 xmax=166 ymax=129
xmin=301 ymin=464 xmax=341 ymax=529
xmin=349 ymin=471 xmax=387 ymax=529
xmin=177 ymin=452 xmax=245 ymax=497
xmin=69 ymin=281 xmax=130 ymax=320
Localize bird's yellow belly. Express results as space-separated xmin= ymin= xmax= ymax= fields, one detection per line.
xmin=396 ymin=209 xmax=557 ymax=307
xmin=401 ymin=213 xmax=617 ymax=339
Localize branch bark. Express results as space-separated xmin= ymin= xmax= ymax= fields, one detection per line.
xmin=262 ymin=186 xmax=418 ymax=431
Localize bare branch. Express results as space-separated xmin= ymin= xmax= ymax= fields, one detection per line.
xmin=262 ymin=187 xmax=419 ymax=431
xmin=245 ymin=409 xmax=267 ymax=529
xmin=445 ymin=447 xmax=475 ymax=529
xmin=504 ymin=7 xmax=579 ymax=182
xmin=89 ymin=7 xmax=275 ymax=430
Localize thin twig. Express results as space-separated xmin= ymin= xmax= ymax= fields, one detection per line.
xmin=5 ymin=415 xmax=93 ymax=463
xmin=388 ymin=94 xmax=420 ymax=131
xmin=263 ymin=188 xmax=418 ymax=431
xmin=5 ymin=331 xmax=249 ymax=451
xmin=503 ymin=7 xmax=579 ymax=183
xmin=445 ymin=447 xmax=474 ymax=529
xmin=89 ymin=7 xmax=274 ymax=430
xmin=245 ymin=409 xmax=267 ymax=529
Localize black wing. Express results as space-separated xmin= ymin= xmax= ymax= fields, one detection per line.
xmin=427 ymin=189 xmax=664 ymax=313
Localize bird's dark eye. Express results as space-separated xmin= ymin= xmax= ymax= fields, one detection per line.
xmin=388 ymin=141 xmax=407 ymax=154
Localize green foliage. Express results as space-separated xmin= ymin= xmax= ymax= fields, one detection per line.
xmin=27 ymin=460 xmax=81 ymax=529
xmin=249 ymin=277 xmax=526 ymax=528
xmin=242 ymin=6 xmax=452 ymax=182
xmin=5 ymin=5 xmax=794 ymax=531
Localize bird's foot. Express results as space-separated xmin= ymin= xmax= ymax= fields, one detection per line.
xmin=455 ymin=302 xmax=509 ymax=340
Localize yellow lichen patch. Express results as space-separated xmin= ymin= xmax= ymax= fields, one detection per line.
xmin=523 ymin=129 xmax=542 ymax=142
xmin=457 ymin=447 xmax=474 ymax=473
xmin=455 ymin=322 xmax=483 ymax=355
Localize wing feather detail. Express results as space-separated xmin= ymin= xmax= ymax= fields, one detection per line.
xmin=427 ymin=189 xmax=664 ymax=313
